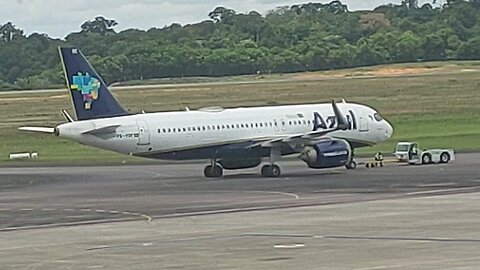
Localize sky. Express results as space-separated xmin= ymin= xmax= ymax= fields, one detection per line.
xmin=4 ymin=0 xmax=438 ymax=39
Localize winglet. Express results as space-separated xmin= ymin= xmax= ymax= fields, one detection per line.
xmin=332 ymin=100 xmax=348 ymax=130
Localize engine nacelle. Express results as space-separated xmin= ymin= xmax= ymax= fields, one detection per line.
xmin=299 ymin=139 xmax=352 ymax=169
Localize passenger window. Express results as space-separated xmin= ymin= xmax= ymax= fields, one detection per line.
xmin=158 ymin=129 xmax=161 ymax=133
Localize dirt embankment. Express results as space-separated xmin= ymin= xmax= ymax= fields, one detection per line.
xmin=294 ymin=67 xmax=442 ymax=80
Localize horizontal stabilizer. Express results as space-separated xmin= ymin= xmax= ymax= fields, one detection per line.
xmin=82 ymin=125 xmax=120 ymax=135
xmin=19 ymin=127 xmax=55 ymax=134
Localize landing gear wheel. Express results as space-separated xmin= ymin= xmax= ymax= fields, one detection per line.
xmin=345 ymin=160 xmax=357 ymax=170
xmin=440 ymin=152 xmax=450 ymax=163
xmin=422 ymin=154 xmax=432 ymax=164
xmin=204 ymin=165 xmax=223 ymax=178
xmin=261 ymin=164 xmax=281 ymax=177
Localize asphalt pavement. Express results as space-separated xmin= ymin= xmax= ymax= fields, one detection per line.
xmin=0 ymin=153 xmax=479 ymax=269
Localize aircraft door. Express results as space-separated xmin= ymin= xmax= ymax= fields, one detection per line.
xmin=358 ymin=114 xmax=369 ymax=132
xmin=273 ymin=119 xmax=280 ymax=133
xmin=136 ymin=120 xmax=150 ymax=146
xmin=273 ymin=119 xmax=287 ymax=134
xmin=280 ymin=119 xmax=287 ymax=132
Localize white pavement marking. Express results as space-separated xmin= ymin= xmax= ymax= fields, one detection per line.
xmin=273 ymin=244 xmax=305 ymax=249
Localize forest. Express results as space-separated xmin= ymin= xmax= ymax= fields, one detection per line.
xmin=1 ymin=0 xmax=480 ymax=90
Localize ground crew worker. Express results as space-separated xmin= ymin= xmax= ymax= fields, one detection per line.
xmin=375 ymin=152 xmax=384 ymax=167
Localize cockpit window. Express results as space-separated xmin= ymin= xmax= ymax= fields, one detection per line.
xmin=374 ymin=113 xmax=384 ymax=122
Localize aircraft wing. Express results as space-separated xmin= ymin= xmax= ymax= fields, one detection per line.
xmin=248 ymin=100 xmax=348 ymax=148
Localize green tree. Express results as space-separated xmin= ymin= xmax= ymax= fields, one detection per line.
xmin=0 ymin=22 xmax=24 ymax=42
xmin=81 ymin=16 xmax=118 ymax=35
xmin=394 ymin=31 xmax=423 ymax=61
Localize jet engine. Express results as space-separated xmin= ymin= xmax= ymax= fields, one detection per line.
xmin=299 ymin=139 xmax=352 ymax=169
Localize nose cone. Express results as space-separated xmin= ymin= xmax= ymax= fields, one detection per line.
xmin=385 ymin=121 xmax=393 ymax=139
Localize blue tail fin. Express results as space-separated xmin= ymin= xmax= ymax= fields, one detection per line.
xmin=59 ymin=47 xmax=129 ymax=120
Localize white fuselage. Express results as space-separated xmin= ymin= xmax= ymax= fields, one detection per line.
xmin=57 ymin=102 xmax=393 ymax=159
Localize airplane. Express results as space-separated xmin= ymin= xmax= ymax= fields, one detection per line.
xmin=20 ymin=47 xmax=393 ymax=178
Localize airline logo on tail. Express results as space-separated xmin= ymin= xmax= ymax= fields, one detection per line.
xmin=70 ymin=72 xmax=100 ymax=110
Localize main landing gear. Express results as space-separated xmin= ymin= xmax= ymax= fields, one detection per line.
xmin=204 ymin=159 xmax=223 ymax=178
xmin=345 ymin=147 xmax=357 ymax=170
xmin=204 ymin=147 xmax=283 ymax=178
xmin=345 ymin=160 xmax=357 ymax=170
xmin=261 ymin=164 xmax=281 ymax=177
xmin=261 ymin=147 xmax=282 ymax=178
